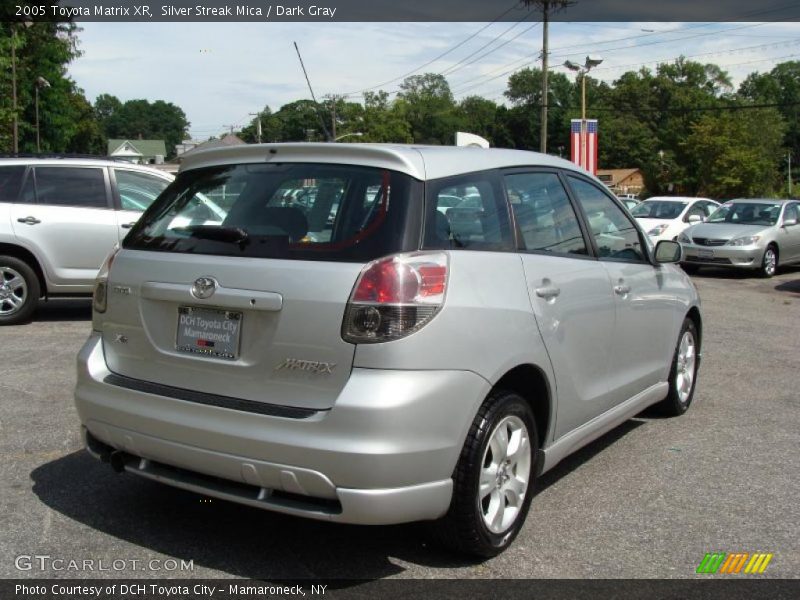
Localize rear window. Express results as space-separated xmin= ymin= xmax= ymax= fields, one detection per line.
xmin=124 ymin=163 xmax=421 ymax=262
xmin=631 ymin=200 xmax=687 ymax=219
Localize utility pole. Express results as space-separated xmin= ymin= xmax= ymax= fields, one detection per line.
xmin=222 ymin=125 xmax=236 ymax=136
xmin=11 ymin=27 xmax=19 ymax=154
xmin=248 ymin=113 xmax=262 ymax=143
xmin=324 ymin=94 xmax=340 ymax=140
xmin=523 ymin=1 xmax=575 ymax=154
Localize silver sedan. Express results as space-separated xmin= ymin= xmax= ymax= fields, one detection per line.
xmin=679 ymin=199 xmax=800 ymax=277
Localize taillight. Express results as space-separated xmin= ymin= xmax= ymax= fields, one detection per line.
xmin=342 ymin=252 xmax=448 ymax=343
xmin=93 ymin=245 xmax=120 ymax=314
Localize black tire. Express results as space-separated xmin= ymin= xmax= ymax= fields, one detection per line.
xmin=681 ymin=263 xmax=700 ymax=275
xmin=759 ymin=244 xmax=778 ymax=278
xmin=431 ymin=390 xmax=538 ymax=557
xmin=0 ymin=256 xmax=40 ymax=325
xmin=656 ymin=318 xmax=700 ymax=416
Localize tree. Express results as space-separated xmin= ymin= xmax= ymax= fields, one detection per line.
xmin=397 ymin=73 xmax=458 ymax=144
xmin=361 ymin=91 xmax=412 ymax=143
xmin=96 ymin=96 xmax=189 ymax=157
xmin=684 ymin=108 xmax=785 ymax=198
xmin=504 ymin=67 xmax=573 ymax=151
xmin=0 ymin=17 xmax=100 ymax=154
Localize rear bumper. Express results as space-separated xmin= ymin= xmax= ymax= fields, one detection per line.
xmin=74 ymin=333 xmax=490 ymax=525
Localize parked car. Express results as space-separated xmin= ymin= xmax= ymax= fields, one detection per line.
xmin=74 ymin=144 xmax=702 ymax=557
xmin=0 ymin=157 xmax=174 ymax=324
xmin=631 ymin=196 xmax=719 ymax=246
xmin=679 ymin=198 xmax=800 ymax=277
xmin=620 ymin=197 xmax=640 ymax=211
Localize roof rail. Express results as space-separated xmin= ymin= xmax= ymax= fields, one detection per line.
xmin=0 ymin=153 xmax=130 ymax=161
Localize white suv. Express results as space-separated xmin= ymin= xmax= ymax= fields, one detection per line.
xmin=0 ymin=157 xmax=173 ymax=324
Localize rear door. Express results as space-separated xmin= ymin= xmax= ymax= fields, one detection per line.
xmin=504 ymin=170 xmax=618 ymax=438
xmin=103 ymin=162 xmax=420 ymax=411
xmin=10 ymin=165 xmax=118 ymax=287
xmin=565 ymin=175 xmax=679 ymax=405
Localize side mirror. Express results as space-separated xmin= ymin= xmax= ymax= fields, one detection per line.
xmin=783 ymin=218 xmax=798 ymax=227
xmin=655 ymin=240 xmax=682 ymax=264
xmin=687 ymin=214 xmax=703 ymax=224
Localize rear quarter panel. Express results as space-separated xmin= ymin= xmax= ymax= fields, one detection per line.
xmin=353 ymin=251 xmax=556 ymax=437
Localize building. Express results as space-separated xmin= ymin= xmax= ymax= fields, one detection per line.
xmin=107 ymin=139 xmax=168 ymax=164
xmin=176 ymin=134 xmax=246 ymax=160
xmin=597 ymin=168 xmax=645 ymax=196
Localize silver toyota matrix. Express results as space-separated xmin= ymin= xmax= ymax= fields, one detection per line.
xmin=74 ymin=144 xmax=702 ymax=556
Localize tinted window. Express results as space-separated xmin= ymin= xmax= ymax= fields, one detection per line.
xmin=424 ymin=173 xmax=513 ymax=251
xmin=685 ymin=202 xmax=708 ymax=221
xmin=567 ymin=177 xmax=647 ymax=262
xmin=631 ymin=200 xmax=687 ymax=219
xmin=115 ymin=170 xmax=170 ymax=212
xmin=34 ymin=167 xmax=107 ymax=208
xmin=505 ymin=172 xmax=587 ymax=255
xmin=125 ymin=163 xmax=419 ymax=262
xmin=0 ymin=166 xmax=26 ymax=203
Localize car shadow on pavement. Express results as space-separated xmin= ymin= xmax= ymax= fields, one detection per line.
xmin=34 ymin=299 xmax=92 ymax=322
xmin=774 ymin=279 xmax=800 ymax=295
xmin=31 ymin=421 xmax=645 ymax=580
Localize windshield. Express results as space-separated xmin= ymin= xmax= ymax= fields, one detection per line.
xmin=124 ymin=163 xmax=421 ymax=261
xmin=706 ymin=202 xmax=782 ymax=226
xmin=631 ymin=200 xmax=687 ymax=220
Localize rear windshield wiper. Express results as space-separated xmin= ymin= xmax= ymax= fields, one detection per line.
xmin=174 ymin=225 xmax=249 ymax=244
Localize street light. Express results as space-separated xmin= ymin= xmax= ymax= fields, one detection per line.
xmin=564 ymin=56 xmax=603 ymax=171
xmin=563 ymin=55 xmax=603 ymax=120
xmin=334 ymin=132 xmax=363 ymax=142
xmin=35 ymin=76 xmax=50 ymax=153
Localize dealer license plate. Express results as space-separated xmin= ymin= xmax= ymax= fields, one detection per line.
xmin=176 ymin=306 xmax=242 ymax=360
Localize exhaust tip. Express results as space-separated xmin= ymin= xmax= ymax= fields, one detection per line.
xmin=109 ymin=451 xmax=127 ymax=473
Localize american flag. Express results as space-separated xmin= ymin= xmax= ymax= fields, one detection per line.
xmin=570 ymin=119 xmax=598 ymax=175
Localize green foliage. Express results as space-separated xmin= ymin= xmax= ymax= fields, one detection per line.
xmin=0 ymin=18 xmax=100 ymax=154
xmin=96 ymin=96 xmax=189 ymax=157
xmin=684 ymin=109 xmax=785 ymax=198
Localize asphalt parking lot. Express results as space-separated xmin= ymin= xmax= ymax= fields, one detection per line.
xmin=1 ymin=267 xmax=798 ymax=580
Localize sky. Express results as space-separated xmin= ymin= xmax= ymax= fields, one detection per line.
xmin=67 ymin=21 xmax=800 ymax=140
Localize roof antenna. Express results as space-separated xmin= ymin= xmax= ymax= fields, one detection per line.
xmin=293 ymin=41 xmax=332 ymax=142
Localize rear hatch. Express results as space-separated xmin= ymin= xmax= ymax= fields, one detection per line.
xmin=103 ymin=162 xmax=421 ymax=411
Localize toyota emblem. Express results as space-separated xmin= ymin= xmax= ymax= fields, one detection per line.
xmin=191 ymin=277 xmax=218 ymax=300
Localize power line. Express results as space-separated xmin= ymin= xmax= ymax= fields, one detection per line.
xmin=440 ymin=20 xmax=541 ymax=77
xmin=339 ymin=2 xmax=524 ymax=97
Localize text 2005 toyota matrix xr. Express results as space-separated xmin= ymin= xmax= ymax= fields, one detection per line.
xmin=74 ymin=144 xmax=701 ymax=556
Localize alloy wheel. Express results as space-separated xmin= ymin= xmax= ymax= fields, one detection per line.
xmin=479 ymin=415 xmax=531 ymax=534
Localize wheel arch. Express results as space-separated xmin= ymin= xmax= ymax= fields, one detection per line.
xmin=0 ymin=243 xmax=47 ymax=298
xmin=685 ymin=305 xmax=703 ymax=350
xmin=491 ymin=363 xmax=552 ymax=455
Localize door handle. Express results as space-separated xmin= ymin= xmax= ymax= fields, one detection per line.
xmin=535 ymin=285 xmax=561 ymax=300
xmin=120 ymin=222 xmax=137 ymax=229
xmin=614 ymin=284 xmax=631 ymax=296
xmin=17 ymin=216 xmax=41 ymax=225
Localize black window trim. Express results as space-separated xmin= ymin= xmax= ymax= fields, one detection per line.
xmin=500 ymin=165 xmax=598 ymax=262
xmin=562 ymin=171 xmax=655 ymax=266
xmin=29 ymin=165 xmax=113 ymax=210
